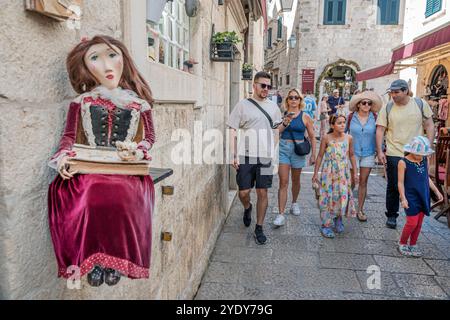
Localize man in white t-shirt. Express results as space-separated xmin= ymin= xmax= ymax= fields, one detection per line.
xmin=228 ymin=71 xmax=290 ymax=245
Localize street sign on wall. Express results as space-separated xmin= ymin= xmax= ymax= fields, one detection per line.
xmin=301 ymin=69 xmax=315 ymax=93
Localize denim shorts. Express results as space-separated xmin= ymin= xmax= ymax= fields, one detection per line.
xmin=279 ymin=139 xmax=307 ymax=169
xmin=355 ymin=155 xmax=376 ymax=168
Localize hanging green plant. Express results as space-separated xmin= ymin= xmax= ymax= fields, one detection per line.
xmin=212 ymin=31 xmax=242 ymax=44
xmin=242 ymin=63 xmax=253 ymax=72
xmin=242 ymin=63 xmax=253 ymax=80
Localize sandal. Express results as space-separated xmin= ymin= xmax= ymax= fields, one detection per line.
xmin=357 ymin=211 xmax=367 ymax=222
xmin=334 ymin=217 xmax=345 ymax=233
xmin=321 ymin=226 xmax=335 ymax=238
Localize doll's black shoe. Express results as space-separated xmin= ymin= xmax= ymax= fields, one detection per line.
xmin=87 ymin=265 xmax=104 ymax=287
xmin=104 ymin=268 xmax=122 ymax=286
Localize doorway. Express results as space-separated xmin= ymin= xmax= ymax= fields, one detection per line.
xmin=321 ymin=65 xmax=357 ymax=101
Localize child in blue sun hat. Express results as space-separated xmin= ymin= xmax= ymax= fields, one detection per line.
xmin=397 ymin=136 xmax=443 ymax=257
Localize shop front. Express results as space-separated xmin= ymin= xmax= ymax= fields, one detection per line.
xmin=356 ymin=23 xmax=450 ymax=126
xmin=415 ymin=43 xmax=450 ymax=127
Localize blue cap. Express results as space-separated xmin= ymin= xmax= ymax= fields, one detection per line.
xmin=389 ymin=79 xmax=409 ymax=91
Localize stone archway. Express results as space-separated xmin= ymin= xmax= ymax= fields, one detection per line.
xmin=315 ymin=59 xmax=366 ymax=101
xmin=427 ymin=64 xmax=448 ymax=99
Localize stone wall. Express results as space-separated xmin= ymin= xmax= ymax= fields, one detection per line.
xmin=0 ymin=0 xmax=244 ymax=299
xmin=265 ymin=0 xmax=404 ymax=97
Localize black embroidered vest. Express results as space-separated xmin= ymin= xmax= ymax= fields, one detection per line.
xmin=89 ymin=105 xmax=132 ymax=147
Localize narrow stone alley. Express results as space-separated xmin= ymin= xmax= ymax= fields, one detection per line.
xmin=196 ymin=168 xmax=450 ymax=300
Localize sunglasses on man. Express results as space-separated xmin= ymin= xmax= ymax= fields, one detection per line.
xmin=255 ymin=82 xmax=272 ymax=90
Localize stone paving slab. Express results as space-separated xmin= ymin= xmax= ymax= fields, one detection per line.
xmin=373 ymin=255 xmax=436 ymax=275
xmin=413 ymin=244 xmax=449 ymax=260
xmin=211 ymin=246 xmax=273 ymax=265
xmin=201 ymin=261 xmax=241 ymax=284
xmin=195 ymin=173 xmax=450 ymax=300
xmin=422 ymin=231 xmax=450 ymax=247
xmin=434 ymin=244 xmax=450 ymax=259
xmin=341 ymin=293 xmax=417 ymax=300
xmin=319 ymin=252 xmax=377 ymax=271
xmin=355 ymin=271 xmax=405 ymax=297
xmin=424 ymin=259 xmax=450 ymax=277
xmin=392 ymin=274 xmax=448 ymax=299
xmin=271 ymin=250 xmax=320 ymax=267
xmin=434 ymin=277 xmax=450 ymax=296
xmin=195 ymin=283 xmax=262 ymax=300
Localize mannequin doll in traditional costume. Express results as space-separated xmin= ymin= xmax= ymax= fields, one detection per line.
xmin=48 ymin=35 xmax=155 ymax=287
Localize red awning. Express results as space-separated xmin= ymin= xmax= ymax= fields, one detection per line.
xmin=356 ymin=23 xmax=450 ymax=81
xmin=356 ymin=63 xmax=395 ymax=81
xmin=261 ymin=0 xmax=268 ymax=31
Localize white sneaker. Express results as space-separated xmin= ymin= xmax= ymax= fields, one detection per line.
xmin=273 ymin=214 xmax=286 ymax=226
xmin=398 ymin=244 xmax=412 ymax=256
xmin=290 ymin=203 xmax=301 ymax=216
xmin=409 ymin=245 xmax=423 ymax=257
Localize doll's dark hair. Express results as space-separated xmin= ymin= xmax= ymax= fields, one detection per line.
xmin=327 ymin=114 xmax=347 ymax=134
xmin=66 ymin=35 xmax=154 ymax=105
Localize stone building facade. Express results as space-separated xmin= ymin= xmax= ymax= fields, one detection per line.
xmin=398 ymin=0 xmax=450 ymax=103
xmin=0 ymin=0 xmax=265 ymax=299
xmin=264 ymin=0 xmax=404 ymax=102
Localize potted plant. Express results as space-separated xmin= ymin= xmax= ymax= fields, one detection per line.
xmin=212 ymin=31 xmax=242 ymax=58
xmin=242 ymin=63 xmax=253 ymax=80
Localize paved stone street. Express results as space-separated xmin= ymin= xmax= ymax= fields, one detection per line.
xmin=196 ymin=167 xmax=450 ymax=300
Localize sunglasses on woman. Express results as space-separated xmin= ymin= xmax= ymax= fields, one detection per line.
xmin=360 ymin=100 xmax=372 ymax=106
xmin=255 ymin=82 xmax=272 ymax=90
xmin=288 ymin=96 xmax=300 ymax=100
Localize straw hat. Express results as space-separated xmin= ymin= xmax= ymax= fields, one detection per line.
xmin=403 ymin=136 xmax=435 ymax=156
xmin=349 ymin=91 xmax=382 ymax=112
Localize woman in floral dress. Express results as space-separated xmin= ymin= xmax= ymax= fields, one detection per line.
xmin=312 ymin=114 xmax=358 ymax=238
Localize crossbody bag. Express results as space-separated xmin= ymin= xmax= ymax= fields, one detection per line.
xmin=287 ymin=112 xmax=311 ymax=156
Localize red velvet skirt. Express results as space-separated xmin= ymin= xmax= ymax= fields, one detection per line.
xmin=48 ymin=174 xmax=154 ymax=279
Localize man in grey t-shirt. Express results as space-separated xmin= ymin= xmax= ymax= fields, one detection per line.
xmin=227 ymin=71 xmax=291 ymax=245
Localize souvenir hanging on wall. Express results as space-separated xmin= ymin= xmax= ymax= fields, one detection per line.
xmin=25 ymin=0 xmax=82 ymax=21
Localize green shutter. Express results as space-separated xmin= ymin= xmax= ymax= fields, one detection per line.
xmin=324 ymin=0 xmax=346 ymax=25
xmin=336 ymin=0 xmax=346 ymax=24
xmin=324 ymin=0 xmax=333 ymax=24
xmin=378 ymin=0 xmax=387 ymax=24
xmin=378 ymin=0 xmax=399 ymax=25
xmin=277 ymin=17 xmax=283 ymax=39
xmin=389 ymin=0 xmax=399 ymax=24
xmin=425 ymin=0 xmax=442 ymax=18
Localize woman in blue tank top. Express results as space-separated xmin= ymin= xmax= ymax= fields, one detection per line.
xmin=273 ymin=89 xmax=317 ymax=227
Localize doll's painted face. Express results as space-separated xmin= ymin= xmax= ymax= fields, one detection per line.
xmin=84 ymin=43 xmax=124 ymax=90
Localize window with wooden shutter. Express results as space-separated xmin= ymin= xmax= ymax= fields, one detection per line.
xmin=425 ymin=0 xmax=442 ymax=18
xmin=378 ymin=0 xmax=400 ymax=25
xmin=323 ymin=0 xmax=346 ymax=25
xmin=277 ymin=17 xmax=283 ymax=39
